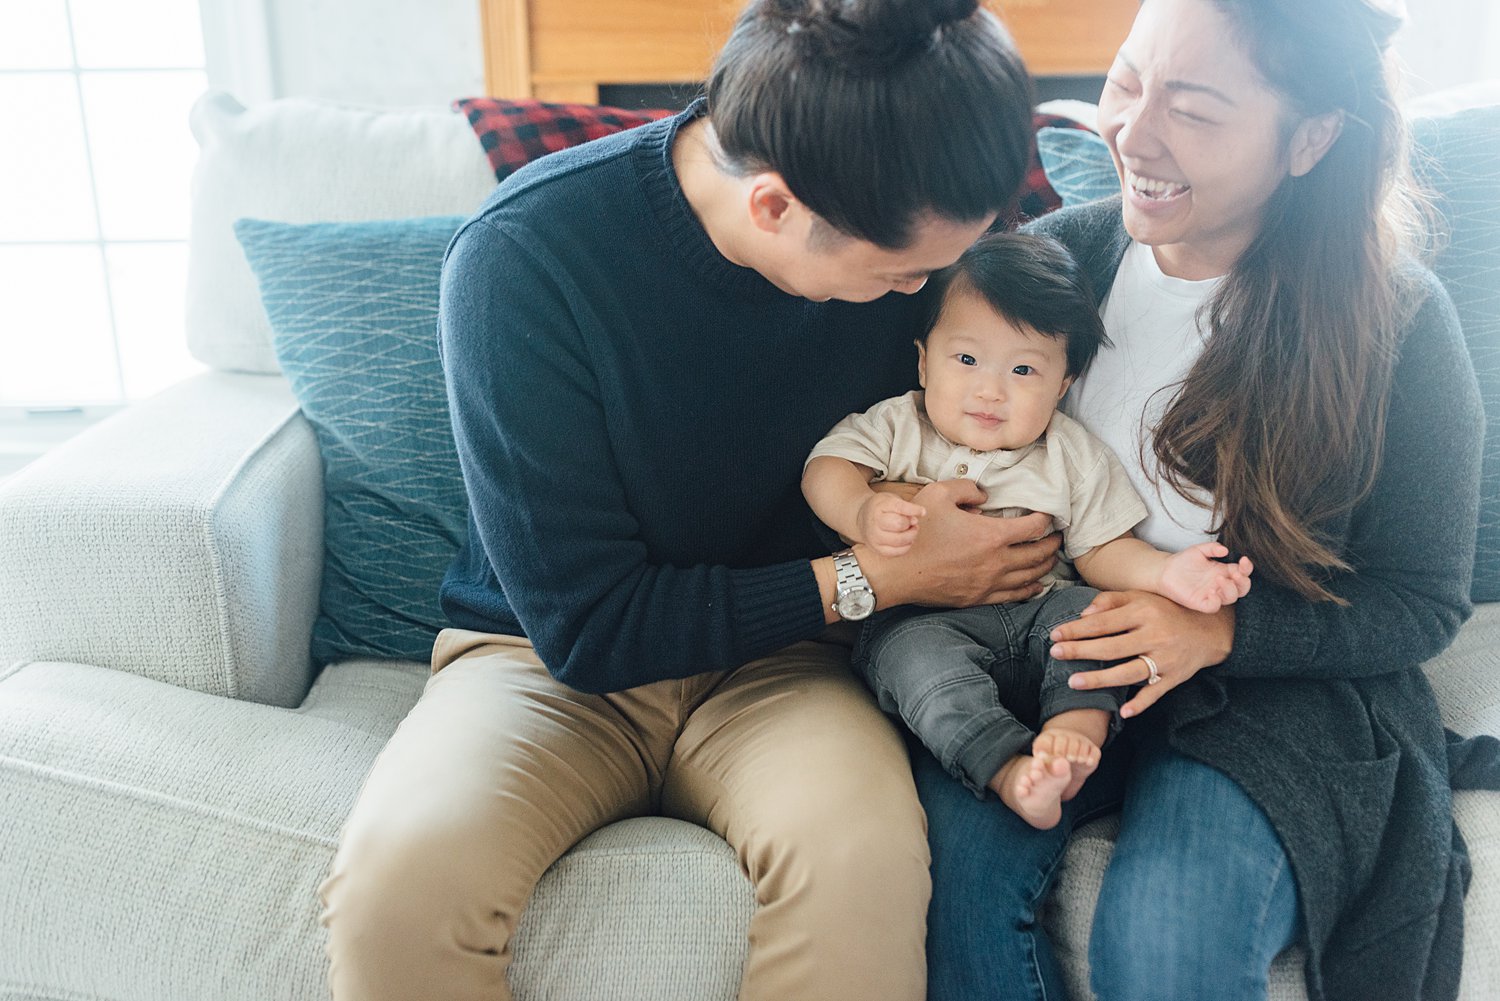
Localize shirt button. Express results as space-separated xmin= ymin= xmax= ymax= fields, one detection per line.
xmin=956 ymin=463 xmax=969 ymax=476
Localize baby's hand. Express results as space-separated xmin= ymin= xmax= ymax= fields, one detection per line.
xmin=1158 ymin=542 xmax=1253 ymax=613
xmin=857 ymin=493 xmax=926 ymax=557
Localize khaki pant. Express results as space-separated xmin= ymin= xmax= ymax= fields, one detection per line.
xmin=318 ymin=628 xmax=930 ymax=1001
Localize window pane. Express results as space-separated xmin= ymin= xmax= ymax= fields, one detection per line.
xmin=0 ymin=0 xmax=75 ymax=69
xmin=107 ymin=242 xmax=203 ymax=398
xmin=0 ymin=74 xmax=99 ymax=241
xmin=0 ymin=245 xmax=120 ymax=405
xmin=82 ymin=70 xmax=206 ymax=241
xmin=69 ymin=0 xmax=204 ymax=68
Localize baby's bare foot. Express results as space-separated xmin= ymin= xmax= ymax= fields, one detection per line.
xmin=1033 ymin=727 xmax=1102 ymax=802
xmin=989 ymin=754 xmax=1071 ymax=830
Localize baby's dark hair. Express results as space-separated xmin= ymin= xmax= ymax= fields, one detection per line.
xmin=919 ymin=232 xmax=1109 ymax=377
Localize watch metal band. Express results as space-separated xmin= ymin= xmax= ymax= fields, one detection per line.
xmin=833 ymin=548 xmax=866 ymax=589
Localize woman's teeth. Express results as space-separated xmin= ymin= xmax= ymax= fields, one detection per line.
xmin=1128 ymin=171 xmax=1190 ymax=200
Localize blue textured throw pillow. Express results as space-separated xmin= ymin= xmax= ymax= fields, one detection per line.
xmin=1035 ymin=126 xmax=1119 ymax=208
xmin=1034 ymin=108 xmax=1500 ymax=600
xmin=235 ymin=216 xmax=471 ymax=664
xmin=1412 ymin=105 xmax=1500 ymax=600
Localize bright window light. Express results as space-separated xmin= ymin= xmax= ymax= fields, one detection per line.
xmin=0 ymin=245 xmax=119 ymax=403
xmin=0 ymin=0 xmax=207 ymax=411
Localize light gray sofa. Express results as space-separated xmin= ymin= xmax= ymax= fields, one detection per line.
xmin=1 ymin=91 xmax=1497 ymax=1001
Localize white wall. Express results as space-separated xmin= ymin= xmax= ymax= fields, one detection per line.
xmin=1398 ymin=0 xmax=1500 ymax=96
xmin=262 ymin=0 xmax=485 ymax=108
xmin=225 ymin=0 xmax=1493 ymax=109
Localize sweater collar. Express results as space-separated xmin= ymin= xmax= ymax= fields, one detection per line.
xmin=633 ymin=98 xmax=789 ymax=302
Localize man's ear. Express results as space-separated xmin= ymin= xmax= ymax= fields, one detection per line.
xmin=746 ymin=172 xmax=798 ymax=234
xmin=1289 ymin=110 xmax=1344 ymax=178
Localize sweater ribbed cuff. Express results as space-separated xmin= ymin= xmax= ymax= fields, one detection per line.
xmin=731 ymin=562 xmax=829 ymax=664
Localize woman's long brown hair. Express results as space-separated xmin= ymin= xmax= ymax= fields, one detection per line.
xmin=1149 ymin=0 xmax=1431 ymax=603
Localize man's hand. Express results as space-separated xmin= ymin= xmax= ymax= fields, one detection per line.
xmin=856 ymin=493 xmax=926 ymax=556
xmin=859 ymin=479 xmax=1060 ymax=609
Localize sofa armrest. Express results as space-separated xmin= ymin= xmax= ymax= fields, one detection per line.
xmin=0 ymin=372 xmax=324 ymax=707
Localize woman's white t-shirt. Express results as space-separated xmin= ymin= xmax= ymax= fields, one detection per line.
xmin=1063 ymin=240 xmax=1223 ymax=553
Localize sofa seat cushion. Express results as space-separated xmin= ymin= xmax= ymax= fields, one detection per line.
xmin=0 ymin=657 xmax=425 ymax=1001
xmin=511 ymin=818 xmax=753 ymax=1001
xmin=4 ymin=608 xmax=1495 ymax=1001
xmin=0 ymin=659 xmax=753 ymax=1001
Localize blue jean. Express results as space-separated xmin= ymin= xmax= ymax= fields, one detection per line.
xmin=917 ymin=724 xmax=1300 ymax=1001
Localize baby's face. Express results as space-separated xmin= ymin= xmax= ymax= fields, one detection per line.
xmin=917 ymin=289 xmax=1073 ymax=453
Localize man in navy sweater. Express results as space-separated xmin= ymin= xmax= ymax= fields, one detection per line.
xmin=318 ymin=3 xmax=1060 ymax=999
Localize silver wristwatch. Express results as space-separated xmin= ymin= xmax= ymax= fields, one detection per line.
xmin=831 ymin=548 xmax=877 ymax=621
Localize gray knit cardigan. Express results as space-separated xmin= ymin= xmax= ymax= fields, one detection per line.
xmin=1027 ymin=197 xmax=1494 ymax=1001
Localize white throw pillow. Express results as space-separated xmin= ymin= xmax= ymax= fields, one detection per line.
xmin=185 ymin=91 xmax=497 ymax=375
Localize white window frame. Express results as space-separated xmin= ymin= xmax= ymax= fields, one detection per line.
xmin=0 ymin=0 xmax=275 ymax=477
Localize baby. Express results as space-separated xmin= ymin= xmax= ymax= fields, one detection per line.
xmin=803 ymin=232 xmax=1252 ymax=829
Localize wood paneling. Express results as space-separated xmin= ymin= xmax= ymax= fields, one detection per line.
xmin=483 ymin=0 xmax=1137 ymax=100
xmin=993 ymin=0 xmax=1137 ymax=77
xmin=481 ymin=0 xmax=533 ymax=98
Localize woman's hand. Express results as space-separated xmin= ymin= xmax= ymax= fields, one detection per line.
xmin=1049 ymin=590 xmax=1235 ymax=718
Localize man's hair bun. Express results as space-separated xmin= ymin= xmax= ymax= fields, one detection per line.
xmin=709 ymin=0 xmax=1032 ymax=248
xmin=775 ymin=0 xmax=983 ymax=73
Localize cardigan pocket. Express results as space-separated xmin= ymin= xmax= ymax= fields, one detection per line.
xmin=1321 ymin=740 xmax=1400 ymax=913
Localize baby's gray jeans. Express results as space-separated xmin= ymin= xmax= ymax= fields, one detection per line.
xmin=855 ymin=585 xmax=1126 ymax=798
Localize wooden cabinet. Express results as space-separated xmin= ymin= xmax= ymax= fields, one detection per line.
xmin=482 ymin=0 xmax=1137 ymax=103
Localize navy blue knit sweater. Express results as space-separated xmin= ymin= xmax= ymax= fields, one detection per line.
xmin=437 ymin=102 xmax=928 ymax=693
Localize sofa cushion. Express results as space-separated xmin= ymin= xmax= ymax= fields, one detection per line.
xmin=0 ymin=657 xmax=421 ymax=1001
xmin=187 ymin=91 xmax=497 ymax=376
xmin=1036 ymin=103 xmax=1500 ymax=602
xmin=0 ymin=658 xmax=757 ymax=1001
xmin=235 ymin=215 xmax=470 ymax=665
xmin=1035 ymin=126 xmax=1119 ymax=208
xmin=1006 ymin=113 xmax=1098 ymax=227
xmin=1410 ymin=105 xmax=1500 ymax=600
xmin=454 ymin=97 xmax=674 ymax=183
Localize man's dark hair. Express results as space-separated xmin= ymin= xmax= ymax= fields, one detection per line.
xmin=919 ymin=232 xmax=1109 ymax=377
xmin=706 ymin=0 xmax=1034 ymax=250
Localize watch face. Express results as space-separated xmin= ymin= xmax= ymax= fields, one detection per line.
xmin=838 ymin=587 xmax=877 ymax=621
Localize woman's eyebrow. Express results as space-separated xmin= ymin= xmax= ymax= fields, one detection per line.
xmin=1118 ymin=51 xmax=1238 ymax=107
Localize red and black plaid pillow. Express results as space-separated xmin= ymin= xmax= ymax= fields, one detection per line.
xmin=453 ymin=97 xmax=1094 ymax=229
xmin=454 ymin=98 xmax=675 ymax=183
